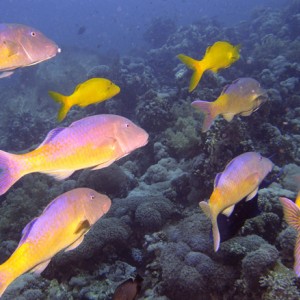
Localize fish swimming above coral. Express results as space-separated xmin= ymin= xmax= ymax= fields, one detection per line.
xmin=0 ymin=114 xmax=148 ymax=195
xmin=48 ymin=78 xmax=120 ymax=122
xmin=192 ymin=77 xmax=268 ymax=132
xmin=0 ymin=23 xmax=60 ymax=78
xmin=177 ymin=41 xmax=240 ymax=92
xmin=279 ymin=192 xmax=300 ymax=277
xmin=0 ymin=188 xmax=111 ymax=297
xmin=112 ymin=273 xmax=144 ymax=300
xmin=199 ymin=152 xmax=273 ymax=252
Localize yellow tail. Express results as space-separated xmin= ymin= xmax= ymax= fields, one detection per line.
xmin=0 ymin=265 xmax=15 ymax=297
xmin=177 ymin=54 xmax=205 ymax=92
xmin=199 ymin=201 xmax=220 ymax=252
xmin=48 ymin=91 xmax=71 ymax=122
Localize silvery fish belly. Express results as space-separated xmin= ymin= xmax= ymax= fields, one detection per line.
xmin=0 ymin=114 xmax=149 ymax=195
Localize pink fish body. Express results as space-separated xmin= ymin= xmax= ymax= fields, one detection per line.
xmin=279 ymin=192 xmax=300 ymax=277
xmin=192 ymin=78 xmax=267 ymax=132
xmin=0 ymin=188 xmax=111 ymax=297
xmin=199 ymin=152 xmax=273 ymax=251
xmin=0 ymin=114 xmax=148 ymax=195
xmin=0 ymin=23 xmax=60 ymax=78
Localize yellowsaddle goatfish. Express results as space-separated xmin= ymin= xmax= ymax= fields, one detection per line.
xmin=0 ymin=188 xmax=111 ymax=297
xmin=177 ymin=41 xmax=240 ymax=92
xmin=0 ymin=23 xmax=60 ymax=78
xmin=199 ymin=152 xmax=273 ymax=252
xmin=0 ymin=114 xmax=148 ymax=195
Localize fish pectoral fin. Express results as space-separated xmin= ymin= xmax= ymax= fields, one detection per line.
xmin=31 ymin=259 xmax=51 ymax=274
xmin=240 ymin=109 xmax=254 ymax=117
xmin=65 ymin=235 xmax=85 ymax=252
xmin=0 ymin=71 xmax=14 ymax=78
xmin=222 ymin=113 xmax=235 ymax=122
xmin=222 ymin=205 xmax=235 ymax=217
xmin=45 ymin=169 xmax=74 ymax=180
xmin=74 ymin=219 xmax=91 ymax=234
xmin=245 ymin=187 xmax=259 ymax=201
xmin=245 ymin=172 xmax=260 ymax=189
xmin=91 ymin=160 xmax=115 ymax=170
xmin=2 ymin=40 xmax=19 ymax=56
xmin=199 ymin=201 xmax=211 ymax=219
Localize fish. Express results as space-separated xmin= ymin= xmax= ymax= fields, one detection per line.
xmin=0 ymin=188 xmax=111 ymax=297
xmin=279 ymin=192 xmax=300 ymax=277
xmin=177 ymin=41 xmax=240 ymax=92
xmin=77 ymin=26 xmax=86 ymax=35
xmin=0 ymin=23 xmax=60 ymax=78
xmin=112 ymin=274 xmax=143 ymax=300
xmin=192 ymin=77 xmax=267 ymax=132
xmin=48 ymin=78 xmax=121 ymax=122
xmin=199 ymin=152 xmax=273 ymax=252
xmin=0 ymin=114 xmax=148 ymax=196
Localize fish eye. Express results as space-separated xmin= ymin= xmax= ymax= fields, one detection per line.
xmin=90 ymin=194 xmax=95 ymax=200
xmin=125 ymin=123 xmax=130 ymax=128
xmin=30 ymin=31 xmax=36 ymax=37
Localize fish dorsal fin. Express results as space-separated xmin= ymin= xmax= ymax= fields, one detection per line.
xmin=205 ymin=45 xmax=212 ymax=55
xmin=222 ymin=205 xmax=235 ymax=217
xmin=74 ymin=82 xmax=83 ymax=92
xmin=31 ymin=259 xmax=51 ymax=274
xmin=279 ymin=196 xmax=300 ymax=232
xmin=18 ymin=218 xmax=37 ymax=247
xmin=214 ymin=172 xmax=222 ymax=188
xmin=65 ymin=235 xmax=85 ymax=252
xmin=74 ymin=219 xmax=91 ymax=235
xmin=38 ymin=127 xmax=66 ymax=148
xmin=44 ymin=169 xmax=74 ymax=180
xmin=245 ymin=187 xmax=258 ymax=201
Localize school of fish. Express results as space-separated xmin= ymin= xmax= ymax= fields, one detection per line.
xmin=0 ymin=20 xmax=298 ymax=299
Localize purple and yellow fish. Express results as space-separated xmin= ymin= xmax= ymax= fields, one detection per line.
xmin=199 ymin=152 xmax=273 ymax=252
xmin=192 ymin=77 xmax=267 ymax=132
xmin=0 ymin=114 xmax=148 ymax=195
xmin=0 ymin=188 xmax=111 ymax=297
xmin=279 ymin=192 xmax=300 ymax=277
xmin=0 ymin=23 xmax=60 ymax=78
xmin=177 ymin=41 xmax=240 ymax=92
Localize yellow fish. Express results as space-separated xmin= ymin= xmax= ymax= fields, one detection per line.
xmin=199 ymin=152 xmax=273 ymax=252
xmin=192 ymin=77 xmax=267 ymax=132
xmin=177 ymin=41 xmax=241 ymax=92
xmin=0 ymin=114 xmax=148 ymax=196
xmin=0 ymin=188 xmax=111 ymax=297
xmin=279 ymin=192 xmax=300 ymax=277
xmin=48 ymin=78 xmax=120 ymax=122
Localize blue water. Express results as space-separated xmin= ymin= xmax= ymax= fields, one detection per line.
xmin=1 ymin=0 xmax=288 ymax=53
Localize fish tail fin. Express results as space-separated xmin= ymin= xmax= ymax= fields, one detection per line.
xmin=191 ymin=100 xmax=218 ymax=132
xmin=0 ymin=150 xmax=24 ymax=196
xmin=280 ymin=197 xmax=300 ymax=231
xmin=177 ymin=54 xmax=204 ymax=92
xmin=294 ymin=235 xmax=300 ymax=277
xmin=48 ymin=91 xmax=70 ymax=122
xmin=0 ymin=264 xmax=14 ymax=297
xmin=199 ymin=201 xmax=220 ymax=252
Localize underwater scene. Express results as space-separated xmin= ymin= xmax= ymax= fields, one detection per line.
xmin=0 ymin=0 xmax=299 ymax=299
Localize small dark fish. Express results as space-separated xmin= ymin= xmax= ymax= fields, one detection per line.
xmin=112 ymin=274 xmax=143 ymax=300
xmin=77 ymin=26 xmax=86 ymax=35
